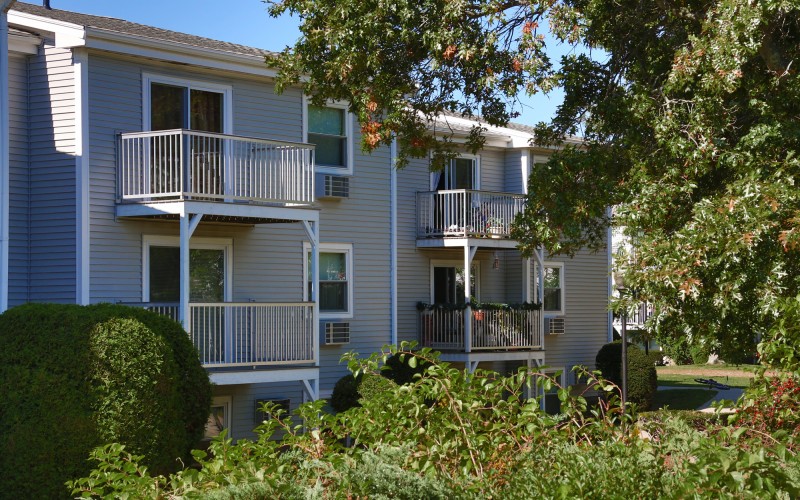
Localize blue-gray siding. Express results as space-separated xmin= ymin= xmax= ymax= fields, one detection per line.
xmin=27 ymin=43 xmax=77 ymax=303
xmin=8 ymin=53 xmax=29 ymax=305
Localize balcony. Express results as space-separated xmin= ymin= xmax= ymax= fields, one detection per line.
xmin=117 ymin=130 xmax=316 ymax=220
xmin=129 ymin=302 xmax=316 ymax=368
xmin=417 ymin=190 xmax=526 ymax=244
xmin=418 ymin=304 xmax=543 ymax=352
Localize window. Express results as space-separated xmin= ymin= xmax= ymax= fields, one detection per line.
xmin=432 ymin=155 xmax=480 ymax=190
xmin=143 ymin=236 xmax=232 ymax=302
xmin=203 ymin=396 xmax=231 ymax=441
xmin=430 ymin=260 xmax=480 ymax=305
xmin=304 ymin=243 xmax=353 ymax=318
xmin=536 ymin=262 xmax=564 ymax=315
xmin=144 ymin=74 xmax=232 ymax=133
xmin=304 ymin=99 xmax=353 ymax=174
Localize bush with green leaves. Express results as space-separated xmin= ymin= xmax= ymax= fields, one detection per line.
xmin=331 ymin=372 xmax=399 ymax=412
xmin=595 ymin=341 xmax=658 ymax=410
xmin=0 ymin=303 xmax=211 ymax=499
xmin=69 ymin=343 xmax=800 ymax=499
xmin=331 ymin=351 xmax=429 ymax=412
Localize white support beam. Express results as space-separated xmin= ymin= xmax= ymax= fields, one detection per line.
xmin=210 ymin=367 xmax=320 ymax=386
xmin=0 ymin=1 xmax=16 ymax=312
xmin=463 ymin=245 xmax=474 ymax=353
xmin=188 ymin=213 xmax=203 ymax=235
xmin=179 ymin=214 xmax=189 ymax=327
xmin=178 ymin=213 xmax=203 ymax=328
xmin=302 ymin=378 xmax=319 ymax=401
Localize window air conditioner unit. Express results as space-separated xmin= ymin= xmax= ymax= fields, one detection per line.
xmin=315 ymin=173 xmax=350 ymax=199
xmin=321 ymin=321 xmax=351 ymax=345
xmin=545 ymin=317 xmax=566 ymax=335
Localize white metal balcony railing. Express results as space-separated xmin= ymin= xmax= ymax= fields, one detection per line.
xmin=419 ymin=307 xmax=543 ymax=351
xmin=417 ymin=190 xmax=527 ymax=239
xmin=118 ymin=129 xmax=315 ymax=205
xmin=618 ymin=301 xmax=654 ymax=328
xmin=127 ymin=302 xmax=315 ymax=368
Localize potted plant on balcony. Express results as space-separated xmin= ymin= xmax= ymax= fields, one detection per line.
xmin=485 ymin=217 xmax=504 ymax=238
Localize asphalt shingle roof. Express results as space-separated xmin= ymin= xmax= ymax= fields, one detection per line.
xmin=12 ymin=2 xmax=276 ymax=58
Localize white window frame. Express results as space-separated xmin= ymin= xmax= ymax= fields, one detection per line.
xmin=429 ymin=259 xmax=481 ymax=303
xmin=302 ymin=96 xmax=354 ymax=175
xmin=430 ymin=154 xmax=481 ymax=190
xmin=303 ymin=242 xmax=354 ymax=319
xmin=142 ymin=235 xmax=233 ymax=302
xmin=204 ymin=395 xmax=232 ymax=440
xmin=537 ymin=261 xmax=565 ymax=316
xmin=142 ymin=73 xmax=233 ymax=134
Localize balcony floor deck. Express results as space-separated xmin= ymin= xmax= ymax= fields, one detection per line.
xmin=116 ymin=199 xmax=320 ymax=224
xmin=416 ymin=236 xmax=519 ymax=249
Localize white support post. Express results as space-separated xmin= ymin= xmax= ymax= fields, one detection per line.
xmin=178 ymin=212 xmax=202 ymax=329
xmin=179 ymin=213 xmax=190 ymax=329
xmin=302 ymin=220 xmax=319 ymax=366
xmin=463 ymin=245 xmax=477 ymax=353
xmin=0 ymin=1 xmax=16 ymax=312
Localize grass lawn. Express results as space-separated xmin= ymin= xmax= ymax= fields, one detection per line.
xmin=657 ymin=364 xmax=759 ymax=389
xmin=652 ymin=388 xmax=717 ymax=411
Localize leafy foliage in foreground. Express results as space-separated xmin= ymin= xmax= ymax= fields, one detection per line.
xmin=0 ymin=303 xmax=211 ymax=499
xmin=267 ymin=0 xmax=800 ymax=371
xmin=70 ymin=343 xmax=799 ymax=499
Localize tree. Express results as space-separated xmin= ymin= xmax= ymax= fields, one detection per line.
xmin=267 ymin=0 xmax=800 ymax=370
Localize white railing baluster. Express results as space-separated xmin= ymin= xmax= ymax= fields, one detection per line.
xmin=121 ymin=302 xmax=315 ymax=367
xmin=118 ymin=130 xmax=315 ymax=205
xmin=416 ymin=189 xmax=527 ymax=239
xmin=420 ymin=307 xmax=542 ymax=351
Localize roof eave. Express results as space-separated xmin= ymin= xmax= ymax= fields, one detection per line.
xmin=84 ymin=28 xmax=279 ymax=78
xmin=8 ymin=9 xmax=280 ymax=78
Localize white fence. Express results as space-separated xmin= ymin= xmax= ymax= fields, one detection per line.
xmin=124 ymin=302 xmax=315 ymax=367
xmin=417 ymin=190 xmax=527 ymax=239
xmin=419 ymin=307 xmax=543 ymax=351
xmin=118 ymin=129 xmax=315 ymax=205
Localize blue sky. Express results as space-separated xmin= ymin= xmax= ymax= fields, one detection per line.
xmin=47 ymin=0 xmax=566 ymax=127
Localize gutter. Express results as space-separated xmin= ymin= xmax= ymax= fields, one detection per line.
xmin=390 ymin=136 xmax=398 ymax=345
xmin=0 ymin=0 xmax=18 ymax=312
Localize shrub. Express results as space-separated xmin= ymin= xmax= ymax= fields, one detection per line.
xmin=595 ymin=341 xmax=658 ymax=410
xmin=331 ymin=372 xmax=399 ymax=412
xmin=0 ymin=303 xmax=211 ymax=499
xmin=382 ymin=351 xmax=432 ymax=385
xmin=736 ymin=374 xmax=800 ymax=440
xmin=358 ymin=372 xmax=399 ymax=404
xmin=331 ymin=373 xmax=362 ymax=412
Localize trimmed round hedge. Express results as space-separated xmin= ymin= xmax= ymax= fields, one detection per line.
xmin=595 ymin=341 xmax=658 ymax=410
xmin=0 ymin=303 xmax=211 ymax=499
xmin=331 ymin=352 xmax=431 ymax=412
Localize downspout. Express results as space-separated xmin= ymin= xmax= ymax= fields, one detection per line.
xmin=389 ymin=136 xmax=398 ymax=346
xmin=0 ymin=0 xmax=18 ymax=312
